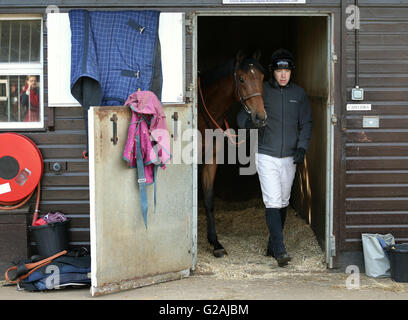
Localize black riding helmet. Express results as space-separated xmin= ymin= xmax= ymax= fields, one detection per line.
xmin=269 ymin=48 xmax=296 ymax=71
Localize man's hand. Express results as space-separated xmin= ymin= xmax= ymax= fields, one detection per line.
xmin=237 ymin=109 xmax=254 ymax=129
xmin=293 ymin=147 xmax=306 ymax=164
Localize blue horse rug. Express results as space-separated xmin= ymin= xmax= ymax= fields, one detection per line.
xmin=20 ymin=255 xmax=91 ymax=291
xmin=69 ymin=10 xmax=162 ymax=151
xmin=69 ymin=9 xmax=162 ymax=106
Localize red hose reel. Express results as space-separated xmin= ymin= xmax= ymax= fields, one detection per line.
xmin=0 ymin=133 xmax=43 ymax=211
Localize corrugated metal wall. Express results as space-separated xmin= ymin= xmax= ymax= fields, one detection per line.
xmin=343 ymin=2 xmax=408 ymax=251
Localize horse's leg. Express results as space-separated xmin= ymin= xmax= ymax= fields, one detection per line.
xmin=202 ymin=162 xmax=226 ymax=258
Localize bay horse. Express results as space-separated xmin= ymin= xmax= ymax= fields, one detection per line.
xmin=198 ymin=50 xmax=267 ymax=257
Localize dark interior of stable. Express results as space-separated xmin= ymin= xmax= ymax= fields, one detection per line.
xmin=197 ymin=16 xmax=329 ymax=249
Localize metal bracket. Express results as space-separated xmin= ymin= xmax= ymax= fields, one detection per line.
xmin=185 ymin=83 xmax=194 ymax=103
xmin=110 ymin=114 xmax=118 ymax=145
xmin=172 ymin=112 xmax=179 ymax=141
xmin=48 ymin=161 xmax=67 ymax=174
xmin=185 ymin=13 xmax=195 ymax=34
xmin=331 ymin=114 xmax=338 ymax=125
xmin=330 ymin=235 xmax=336 ymax=257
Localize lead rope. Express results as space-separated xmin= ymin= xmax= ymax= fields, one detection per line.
xmin=197 ymin=77 xmax=246 ymax=146
xmin=5 ymin=249 xmax=67 ymax=284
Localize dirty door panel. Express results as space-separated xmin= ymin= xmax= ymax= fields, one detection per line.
xmin=89 ymin=105 xmax=194 ymax=296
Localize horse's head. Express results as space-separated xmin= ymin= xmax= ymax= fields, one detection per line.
xmin=234 ymin=50 xmax=267 ymax=128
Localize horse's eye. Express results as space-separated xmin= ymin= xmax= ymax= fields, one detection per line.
xmin=239 ymin=77 xmax=244 ymax=83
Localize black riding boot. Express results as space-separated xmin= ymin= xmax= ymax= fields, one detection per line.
xmin=280 ymin=206 xmax=288 ymax=231
xmin=265 ymin=208 xmax=291 ymax=267
xmin=266 ymin=207 xmax=287 ymax=254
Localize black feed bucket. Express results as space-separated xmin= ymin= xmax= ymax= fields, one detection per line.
xmin=29 ymin=220 xmax=69 ymax=257
xmin=388 ymin=243 xmax=408 ymax=283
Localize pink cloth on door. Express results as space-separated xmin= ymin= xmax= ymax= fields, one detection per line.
xmin=123 ymin=91 xmax=171 ymax=184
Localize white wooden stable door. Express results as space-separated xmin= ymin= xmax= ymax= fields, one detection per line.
xmin=88 ymin=105 xmax=195 ymax=296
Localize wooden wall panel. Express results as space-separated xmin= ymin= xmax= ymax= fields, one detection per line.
xmin=343 ymin=5 xmax=408 ymax=251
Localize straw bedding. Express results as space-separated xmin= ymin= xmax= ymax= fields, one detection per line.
xmin=196 ymin=197 xmax=326 ymax=279
xmin=195 ymin=198 xmax=408 ymax=293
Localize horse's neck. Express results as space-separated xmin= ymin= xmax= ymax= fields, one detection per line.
xmin=203 ymin=76 xmax=235 ymax=122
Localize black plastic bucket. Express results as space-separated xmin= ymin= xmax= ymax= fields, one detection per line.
xmin=29 ymin=220 xmax=69 ymax=257
xmin=388 ymin=243 xmax=408 ymax=283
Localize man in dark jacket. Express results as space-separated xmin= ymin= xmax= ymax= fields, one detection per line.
xmin=237 ymin=48 xmax=313 ymax=267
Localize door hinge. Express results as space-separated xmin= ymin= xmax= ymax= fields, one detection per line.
xmin=331 ymin=52 xmax=338 ymax=63
xmin=185 ymin=13 xmax=194 ymax=34
xmin=185 ymin=83 xmax=194 ymax=103
xmin=331 ymin=113 xmax=338 ymax=125
xmin=330 ymin=235 xmax=336 ymax=257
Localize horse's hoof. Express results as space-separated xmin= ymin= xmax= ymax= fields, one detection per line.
xmin=213 ymin=248 xmax=227 ymax=258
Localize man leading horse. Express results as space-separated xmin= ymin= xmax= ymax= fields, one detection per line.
xmin=238 ymin=48 xmax=313 ymax=267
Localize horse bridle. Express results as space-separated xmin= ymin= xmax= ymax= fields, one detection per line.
xmin=197 ymin=63 xmax=266 ymax=142
xmin=233 ymin=64 xmax=263 ymax=115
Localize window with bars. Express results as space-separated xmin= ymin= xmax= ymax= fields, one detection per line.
xmin=0 ymin=17 xmax=43 ymax=129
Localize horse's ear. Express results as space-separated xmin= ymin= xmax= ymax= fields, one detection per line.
xmin=235 ymin=49 xmax=246 ymax=70
xmin=252 ymin=49 xmax=262 ymax=61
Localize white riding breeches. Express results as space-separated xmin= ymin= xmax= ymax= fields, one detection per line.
xmin=255 ymin=153 xmax=297 ymax=209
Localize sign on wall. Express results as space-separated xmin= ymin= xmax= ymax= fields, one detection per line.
xmin=346 ymin=104 xmax=372 ymax=111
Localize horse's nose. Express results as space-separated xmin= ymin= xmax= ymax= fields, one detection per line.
xmin=255 ymin=113 xmax=264 ymax=122
xmin=253 ymin=112 xmax=267 ymax=128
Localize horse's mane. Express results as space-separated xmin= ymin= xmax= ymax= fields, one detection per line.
xmin=200 ymin=57 xmax=265 ymax=87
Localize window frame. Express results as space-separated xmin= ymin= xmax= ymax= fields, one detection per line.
xmin=0 ymin=15 xmax=44 ymax=130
